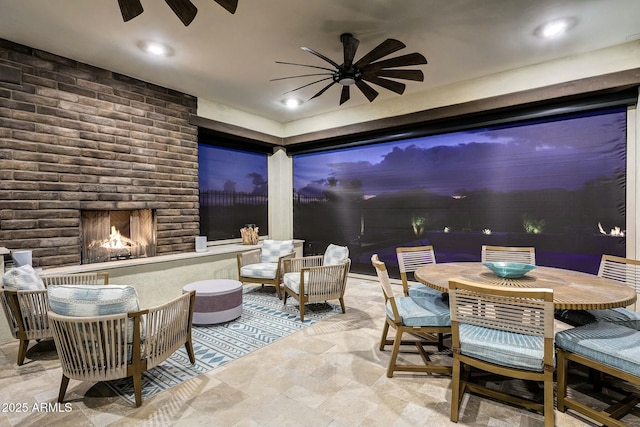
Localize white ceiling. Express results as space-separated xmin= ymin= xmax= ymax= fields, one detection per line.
xmin=1 ymin=0 xmax=640 ymax=124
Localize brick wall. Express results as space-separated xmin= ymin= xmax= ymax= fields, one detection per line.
xmin=0 ymin=39 xmax=200 ymax=267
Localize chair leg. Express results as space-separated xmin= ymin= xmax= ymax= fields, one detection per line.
xmin=450 ymin=355 xmax=462 ymax=422
xmin=338 ymin=297 xmax=346 ymax=314
xmin=556 ymin=349 xmax=568 ymax=412
xmin=275 ymin=283 xmax=282 ymax=300
xmin=185 ymin=339 xmax=196 ymax=364
xmin=299 ymin=303 xmax=305 ymax=322
xmin=379 ymin=320 xmax=390 ymax=351
xmin=543 ymin=372 xmax=555 ymax=427
xmin=386 ymin=326 xmax=403 ymax=378
xmin=133 ymin=373 xmax=143 ymax=407
xmin=58 ymin=375 xmax=70 ymax=403
xmin=16 ymin=338 xmax=29 ymax=366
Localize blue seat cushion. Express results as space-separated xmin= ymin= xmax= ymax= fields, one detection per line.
xmin=459 ymin=324 xmax=547 ymax=372
xmin=408 ymin=284 xmax=449 ymax=304
xmin=240 ymin=263 xmax=278 ymax=279
xmin=556 ymin=307 xmax=640 ymax=327
xmin=556 ymin=321 xmax=640 ymax=377
xmin=387 ymin=295 xmax=450 ymax=327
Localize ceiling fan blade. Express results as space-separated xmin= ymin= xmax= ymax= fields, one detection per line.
xmin=118 ymin=0 xmax=144 ymax=22
xmin=353 ymin=38 xmax=406 ymax=69
xmin=284 ymin=77 xmax=333 ymax=95
xmin=364 ymin=52 xmax=428 ymax=70
xmin=164 ymin=0 xmax=198 ymax=26
xmin=301 ymin=47 xmax=341 ymax=69
xmin=341 ymin=33 xmax=359 ymax=68
xmin=362 ymin=74 xmax=406 ymax=95
xmin=275 ymin=61 xmax=336 ymax=73
xmin=270 ymin=73 xmax=333 ymax=82
xmin=310 ymin=81 xmax=337 ymax=100
xmin=364 ymin=69 xmax=424 ymax=81
xmin=340 ymin=86 xmax=350 ymax=105
xmin=355 ymin=80 xmax=379 ymax=102
xmin=213 ymin=0 xmax=238 ymax=14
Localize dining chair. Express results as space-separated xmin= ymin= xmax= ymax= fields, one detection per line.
xmin=449 ymin=278 xmax=555 ymax=427
xmin=396 ymin=245 xmax=443 ymax=298
xmin=556 ymin=321 xmax=640 ymax=426
xmin=371 ymin=254 xmax=451 ymax=378
xmin=481 ymin=245 xmax=536 ymax=265
xmin=556 ymin=255 xmax=640 ymax=327
xmin=282 ymin=243 xmax=350 ymax=321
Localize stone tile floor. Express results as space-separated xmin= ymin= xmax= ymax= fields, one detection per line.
xmin=0 ymin=276 xmax=639 ymax=426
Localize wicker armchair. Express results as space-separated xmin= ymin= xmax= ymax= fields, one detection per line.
xmin=282 ymin=244 xmax=350 ymax=321
xmin=49 ymin=290 xmax=196 ymax=407
xmin=237 ymin=240 xmax=295 ymax=299
xmin=0 ymin=271 xmax=109 ymax=365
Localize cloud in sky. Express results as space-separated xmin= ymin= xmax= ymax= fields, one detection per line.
xmin=294 ymin=108 xmax=626 ymax=197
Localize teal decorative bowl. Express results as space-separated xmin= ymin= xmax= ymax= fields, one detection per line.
xmin=483 ymin=262 xmax=536 ymax=278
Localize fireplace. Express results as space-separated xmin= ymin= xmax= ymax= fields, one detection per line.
xmin=80 ymin=209 xmax=157 ymax=264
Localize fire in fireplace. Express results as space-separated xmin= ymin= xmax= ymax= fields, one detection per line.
xmin=80 ymin=209 xmax=156 ymax=264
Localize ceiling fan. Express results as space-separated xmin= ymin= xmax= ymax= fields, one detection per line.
xmin=273 ymin=33 xmax=427 ymax=105
xmin=117 ymin=0 xmax=238 ymax=26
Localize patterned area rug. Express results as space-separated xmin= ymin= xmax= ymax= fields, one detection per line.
xmin=106 ymin=286 xmax=340 ymax=404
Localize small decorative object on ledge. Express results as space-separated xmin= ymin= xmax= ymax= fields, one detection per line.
xmin=240 ymin=224 xmax=259 ymax=245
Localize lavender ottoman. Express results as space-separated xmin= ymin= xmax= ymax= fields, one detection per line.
xmin=182 ymin=279 xmax=243 ymax=325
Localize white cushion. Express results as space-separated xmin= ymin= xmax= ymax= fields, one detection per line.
xmin=323 ymin=244 xmax=349 ymax=266
xmin=48 ymin=284 xmax=139 ymax=316
xmin=2 ymin=265 xmax=45 ymax=290
xmin=240 ymin=263 xmax=278 ymax=279
xmin=260 ymin=240 xmax=294 ymax=263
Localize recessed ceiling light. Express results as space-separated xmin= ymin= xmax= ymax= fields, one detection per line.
xmin=535 ymin=18 xmax=577 ymax=39
xmin=283 ymin=98 xmax=302 ymax=109
xmin=137 ymin=41 xmax=174 ymax=57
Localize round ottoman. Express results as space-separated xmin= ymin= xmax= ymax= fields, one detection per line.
xmin=182 ymin=279 xmax=243 ymax=325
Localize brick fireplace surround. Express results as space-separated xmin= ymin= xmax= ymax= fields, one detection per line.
xmin=0 ymin=39 xmax=200 ymax=268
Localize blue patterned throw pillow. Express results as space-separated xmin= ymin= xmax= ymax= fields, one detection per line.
xmin=48 ymin=284 xmax=140 ymax=316
xmin=260 ymin=240 xmax=294 ymax=263
xmin=323 ymin=244 xmax=349 ymax=266
xmin=2 ymin=265 xmax=45 ymax=291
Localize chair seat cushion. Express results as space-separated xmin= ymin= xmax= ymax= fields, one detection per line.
xmin=459 ymin=324 xmax=546 ymax=372
xmin=387 ymin=295 xmax=450 ymax=327
xmin=555 ymin=321 xmax=640 ymax=377
xmin=240 ymin=263 xmax=277 ymax=279
xmin=557 ymin=307 xmax=640 ymax=326
xmin=283 ymin=271 xmax=308 ymax=294
xmin=2 ymin=265 xmax=45 ymax=291
xmin=408 ymin=284 xmax=449 ymax=303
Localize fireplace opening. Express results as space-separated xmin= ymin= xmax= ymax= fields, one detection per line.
xmin=80 ymin=209 xmax=156 ymax=264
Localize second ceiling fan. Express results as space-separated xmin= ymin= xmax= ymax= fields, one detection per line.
xmin=118 ymin=0 xmax=238 ymax=26
xmin=274 ymin=33 xmax=428 ymax=105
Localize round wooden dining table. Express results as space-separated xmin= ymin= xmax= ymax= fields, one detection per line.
xmin=414 ymin=262 xmax=637 ymax=310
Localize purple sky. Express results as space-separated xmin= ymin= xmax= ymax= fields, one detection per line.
xmin=199 ymin=146 xmax=267 ymax=193
xmin=294 ymin=108 xmax=626 ymax=197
